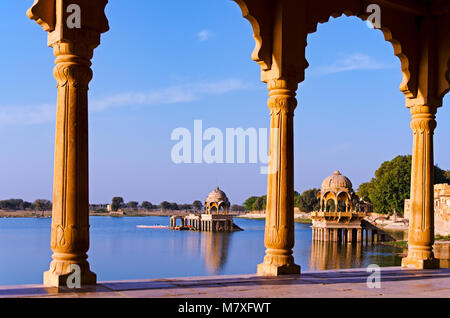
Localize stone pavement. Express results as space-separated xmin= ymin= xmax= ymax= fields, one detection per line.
xmin=0 ymin=267 xmax=449 ymax=298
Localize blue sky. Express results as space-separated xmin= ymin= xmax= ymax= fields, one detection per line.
xmin=0 ymin=0 xmax=448 ymax=205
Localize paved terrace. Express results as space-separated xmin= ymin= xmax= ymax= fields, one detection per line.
xmin=0 ymin=267 xmax=449 ymax=298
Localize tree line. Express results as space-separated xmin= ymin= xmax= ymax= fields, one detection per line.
xmin=110 ymin=197 xmax=204 ymax=211
xmin=0 ymin=199 xmax=52 ymax=211
xmin=244 ymin=189 xmax=321 ymax=213
xmin=109 ymin=197 xmax=245 ymax=212
xmin=357 ymin=155 xmax=450 ymax=215
xmin=243 ymin=155 xmax=450 ymax=215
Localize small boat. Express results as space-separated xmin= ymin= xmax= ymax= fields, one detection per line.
xmin=136 ymin=225 xmax=169 ymax=229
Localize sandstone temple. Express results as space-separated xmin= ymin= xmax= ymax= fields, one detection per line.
xmin=311 ymin=171 xmax=391 ymax=243
xmin=170 ymin=187 xmax=241 ymax=232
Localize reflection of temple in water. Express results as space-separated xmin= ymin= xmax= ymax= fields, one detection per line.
xmin=167 ymin=230 xmax=232 ymax=274
xmin=309 ymin=241 xmax=362 ymax=271
xmin=201 ymin=232 xmax=231 ymax=274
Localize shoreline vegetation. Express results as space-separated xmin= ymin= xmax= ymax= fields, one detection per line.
xmin=381 ymin=235 xmax=450 ymax=250
xmin=0 ymin=210 xmax=246 ymax=218
xmin=0 ymin=210 xmax=313 ymax=224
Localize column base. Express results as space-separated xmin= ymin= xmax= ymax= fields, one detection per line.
xmin=43 ymin=269 xmax=97 ymax=287
xmin=257 ymin=263 xmax=301 ymax=276
xmin=401 ymin=257 xmax=440 ymax=269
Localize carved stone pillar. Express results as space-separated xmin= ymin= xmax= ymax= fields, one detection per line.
xmin=402 ymin=105 xmax=440 ymax=269
xmin=257 ymin=79 xmax=300 ymax=276
xmin=43 ymin=41 xmax=97 ymax=287
xmin=28 ymin=0 xmax=109 ymax=289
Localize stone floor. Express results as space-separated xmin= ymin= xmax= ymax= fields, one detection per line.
xmin=1 ymin=267 xmax=449 ymax=298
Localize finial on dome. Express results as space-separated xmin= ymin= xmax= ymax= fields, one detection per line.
xmin=333 ymin=170 xmax=341 ymax=175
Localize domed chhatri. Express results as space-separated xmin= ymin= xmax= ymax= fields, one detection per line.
xmin=205 ymin=187 xmax=230 ymax=215
xmin=170 ymin=187 xmax=240 ymax=233
xmin=310 ymin=170 xmax=376 ymax=245
xmin=321 ymin=171 xmax=353 ymax=191
xmin=319 ymin=171 xmax=355 ymax=213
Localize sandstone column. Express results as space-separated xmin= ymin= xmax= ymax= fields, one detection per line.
xmin=28 ymin=0 xmax=109 ymax=288
xmin=44 ymin=41 xmax=98 ymax=287
xmin=257 ymin=79 xmax=300 ymax=276
xmin=402 ymin=105 xmax=440 ymax=269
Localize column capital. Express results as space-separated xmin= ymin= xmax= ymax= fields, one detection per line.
xmin=267 ymin=79 xmax=298 ymax=114
xmin=28 ymin=0 xmax=109 ymax=48
xmin=52 ymin=42 xmax=94 ymax=89
xmin=409 ymin=104 xmax=438 ymax=134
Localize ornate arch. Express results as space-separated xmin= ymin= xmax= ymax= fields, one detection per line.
xmin=304 ymin=2 xmax=417 ymax=99
xmin=232 ymin=0 xmax=434 ymax=101
xmin=233 ymin=0 xmax=273 ymax=71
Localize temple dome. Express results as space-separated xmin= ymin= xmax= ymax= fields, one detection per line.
xmin=205 ymin=187 xmax=230 ymax=205
xmin=321 ymin=171 xmax=353 ymax=191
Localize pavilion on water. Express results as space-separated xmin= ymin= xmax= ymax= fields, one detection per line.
xmin=170 ymin=187 xmax=242 ymax=232
xmin=311 ymin=171 xmax=392 ymax=244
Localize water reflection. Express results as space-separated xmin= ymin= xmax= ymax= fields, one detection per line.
xmin=309 ymin=240 xmax=402 ymax=270
xmin=201 ymin=232 xmax=231 ymax=274
xmin=165 ymin=230 xmax=232 ymax=275
xmin=0 ymin=217 xmax=405 ymax=285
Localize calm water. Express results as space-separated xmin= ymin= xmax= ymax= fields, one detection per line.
xmin=0 ymin=216 xmax=403 ymax=285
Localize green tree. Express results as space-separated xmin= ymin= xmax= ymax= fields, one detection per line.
xmin=435 ymin=165 xmax=450 ymax=184
xmin=294 ymin=191 xmax=301 ymax=208
xmin=160 ymin=201 xmax=171 ymax=210
xmin=368 ymin=155 xmax=411 ymax=215
xmin=297 ymin=188 xmax=320 ymax=212
xmin=21 ymin=201 xmax=32 ymax=210
xmin=362 ymin=155 xmax=449 ymax=215
xmin=244 ymin=196 xmax=259 ymax=211
xmin=127 ymin=201 xmax=139 ymax=209
xmin=231 ymin=204 xmax=246 ymax=212
xmin=0 ymin=199 xmax=24 ymax=210
xmin=141 ymin=201 xmax=153 ymax=210
xmin=111 ymin=197 xmax=124 ymax=211
xmin=33 ymin=199 xmax=52 ymax=211
xmin=251 ymin=197 xmax=264 ymax=211
xmin=357 ymin=182 xmax=373 ymax=202
xmin=179 ymin=204 xmax=192 ymax=210
xmin=192 ymin=200 xmax=203 ymax=210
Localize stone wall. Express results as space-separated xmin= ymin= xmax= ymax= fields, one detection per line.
xmin=404 ymin=184 xmax=450 ymax=236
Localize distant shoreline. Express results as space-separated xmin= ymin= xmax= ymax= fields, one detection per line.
xmin=0 ymin=210 xmax=246 ymax=219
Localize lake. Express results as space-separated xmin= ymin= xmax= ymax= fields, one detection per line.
xmin=0 ymin=216 xmax=403 ymax=285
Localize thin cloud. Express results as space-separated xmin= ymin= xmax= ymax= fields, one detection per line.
xmin=313 ymin=53 xmax=391 ymax=75
xmin=197 ymin=30 xmax=212 ymax=42
xmin=0 ymin=104 xmax=55 ymax=125
xmin=91 ymin=78 xmax=249 ymax=111
xmin=0 ymin=79 xmax=251 ymax=125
